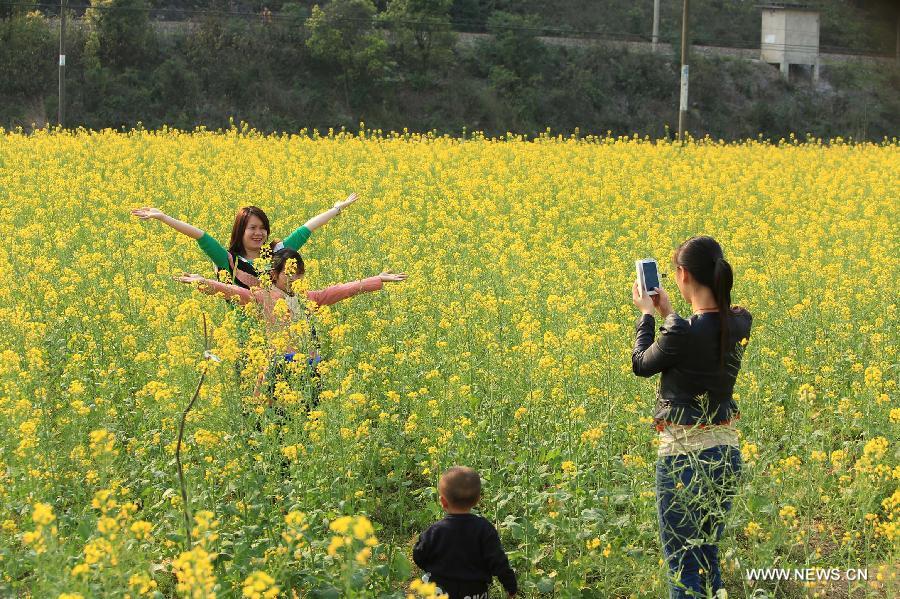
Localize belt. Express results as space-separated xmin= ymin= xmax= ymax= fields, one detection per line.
xmin=655 ymin=415 xmax=740 ymax=433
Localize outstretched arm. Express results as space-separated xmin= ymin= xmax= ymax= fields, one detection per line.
xmin=305 ymin=271 xmax=407 ymax=307
xmin=305 ymin=276 xmax=382 ymax=308
xmin=133 ymin=207 xmax=231 ymax=270
xmin=132 ymin=207 xmax=205 ymax=240
xmin=281 ymin=192 xmax=360 ymax=252
xmin=174 ymin=274 xmax=256 ymax=305
xmin=304 ymin=192 xmax=359 ymax=232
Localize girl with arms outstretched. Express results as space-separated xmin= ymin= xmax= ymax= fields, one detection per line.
xmin=132 ymin=193 xmax=360 ymax=289
xmin=175 ymin=247 xmax=407 ymax=403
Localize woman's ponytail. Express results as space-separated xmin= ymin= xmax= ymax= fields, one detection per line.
xmin=674 ymin=236 xmax=735 ymax=370
xmin=713 ymin=257 xmax=734 ymax=369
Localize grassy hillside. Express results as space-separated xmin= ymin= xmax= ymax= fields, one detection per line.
xmin=0 ymin=2 xmax=897 ymax=138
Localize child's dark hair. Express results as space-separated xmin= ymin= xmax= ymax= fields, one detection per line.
xmin=439 ymin=466 xmax=482 ymax=509
xmin=673 ymin=235 xmax=734 ymax=369
xmin=270 ymin=247 xmax=305 ymax=279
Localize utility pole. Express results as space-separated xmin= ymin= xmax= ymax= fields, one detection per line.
xmin=58 ymin=0 xmax=67 ymax=127
xmin=677 ymin=0 xmax=690 ymax=142
xmin=652 ymin=0 xmax=660 ymax=53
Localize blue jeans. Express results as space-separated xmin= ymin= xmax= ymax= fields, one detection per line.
xmin=656 ymin=445 xmax=742 ymax=598
xmin=264 ymin=352 xmax=323 ymax=410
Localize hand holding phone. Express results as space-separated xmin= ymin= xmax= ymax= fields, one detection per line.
xmin=635 ymin=259 xmax=661 ymax=297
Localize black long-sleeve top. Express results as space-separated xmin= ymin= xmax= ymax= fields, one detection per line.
xmin=631 ymin=308 xmax=752 ymax=428
xmin=413 ymin=513 xmax=517 ymax=597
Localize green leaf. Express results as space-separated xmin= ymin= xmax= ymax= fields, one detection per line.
xmin=537 ymin=577 xmax=556 ymax=593
xmin=390 ymin=551 xmax=412 ymax=579
xmin=350 ymin=569 xmax=367 ymax=589
xmin=311 ymin=587 xmax=340 ymax=599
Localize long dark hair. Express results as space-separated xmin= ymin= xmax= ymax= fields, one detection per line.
xmin=270 ymin=247 xmax=306 ymax=282
xmin=673 ymin=236 xmax=734 ymax=369
xmin=228 ymin=206 xmax=271 ymax=257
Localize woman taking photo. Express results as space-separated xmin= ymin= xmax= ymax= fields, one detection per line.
xmin=631 ymin=235 xmax=752 ymax=599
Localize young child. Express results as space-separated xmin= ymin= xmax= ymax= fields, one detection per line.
xmin=413 ymin=467 xmax=517 ymax=599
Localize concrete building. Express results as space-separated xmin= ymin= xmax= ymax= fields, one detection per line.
xmin=760 ymin=4 xmax=820 ymax=82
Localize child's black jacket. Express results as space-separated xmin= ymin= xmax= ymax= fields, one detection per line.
xmin=413 ymin=513 xmax=517 ymax=597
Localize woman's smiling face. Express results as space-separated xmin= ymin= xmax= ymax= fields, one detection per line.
xmin=242 ymin=214 xmax=269 ymax=252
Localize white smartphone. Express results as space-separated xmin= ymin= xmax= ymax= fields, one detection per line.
xmin=635 ymin=259 xmax=661 ymax=297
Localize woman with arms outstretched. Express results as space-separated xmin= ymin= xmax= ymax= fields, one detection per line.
xmin=175 ymin=247 xmax=407 ymax=404
xmin=132 ymin=193 xmax=360 ymax=289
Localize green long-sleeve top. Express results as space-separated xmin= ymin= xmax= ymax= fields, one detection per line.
xmin=196 ymin=225 xmax=311 ymax=289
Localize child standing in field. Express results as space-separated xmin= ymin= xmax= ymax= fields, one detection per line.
xmin=413 ymin=467 xmax=517 ymax=599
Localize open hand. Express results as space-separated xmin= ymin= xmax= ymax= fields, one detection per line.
xmin=131 ymin=207 xmax=165 ymax=220
xmin=333 ymin=192 xmax=359 ymax=211
xmin=173 ymin=273 xmax=204 ymax=284
xmin=379 ymin=271 xmax=408 ymax=283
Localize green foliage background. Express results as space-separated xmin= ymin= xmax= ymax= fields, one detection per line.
xmin=0 ymin=0 xmax=898 ymax=139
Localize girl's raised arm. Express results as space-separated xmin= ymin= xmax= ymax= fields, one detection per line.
xmin=132 ymin=207 xmax=205 ymax=239
xmin=280 ymin=193 xmax=360 ymax=251
xmin=132 ymin=207 xmax=231 ymax=271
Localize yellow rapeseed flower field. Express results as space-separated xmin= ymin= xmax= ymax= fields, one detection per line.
xmin=0 ymin=127 xmax=897 ymax=597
